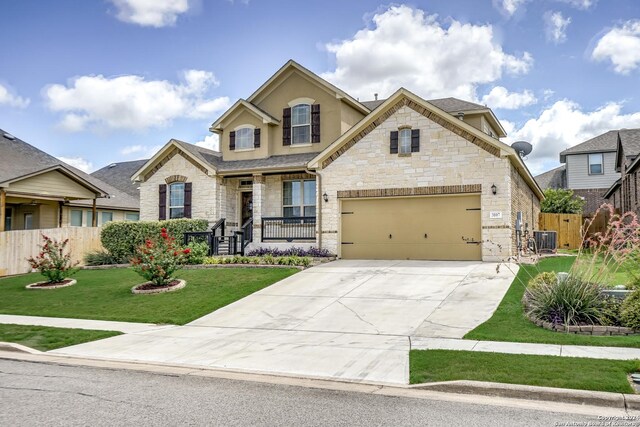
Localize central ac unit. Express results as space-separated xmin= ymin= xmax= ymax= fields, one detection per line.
xmin=533 ymin=231 xmax=557 ymax=254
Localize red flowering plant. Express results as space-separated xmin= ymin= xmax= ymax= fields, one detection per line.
xmin=27 ymin=234 xmax=79 ymax=283
xmin=130 ymin=228 xmax=190 ymax=286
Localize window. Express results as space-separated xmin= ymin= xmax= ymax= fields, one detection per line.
xmin=24 ymin=213 xmax=33 ymax=230
xmin=291 ymin=104 xmax=311 ymax=144
xmin=283 ymin=180 xmax=316 ymax=217
xmin=399 ymin=129 xmax=411 ymax=154
xmin=125 ymin=213 xmax=140 ymax=221
xmin=589 ymin=153 xmax=604 ymax=175
xmin=4 ymin=207 xmax=12 ymax=231
xmin=70 ymin=210 xmax=83 ymax=226
xmin=86 ymin=210 xmax=93 ymax=226
xmin=235 ymin=127 xmax=253 ymax=150
xmin=169 ymin=182 xmax=185 ymax=219
xmin=101 ymin=212 xmax=113 ymax=225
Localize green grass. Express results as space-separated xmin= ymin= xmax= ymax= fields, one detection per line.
xmin=410 ymin=350 xmax=638 ymax=393
xmin=573 ymin=254 xmax=639 ymax=288
xmin=465 ymin=256 xmax=640 ymax=348
xmin=0 ymin=324 xmax=121 ymax=351
xmin=0 ymin=267 xmax=297 ymax=325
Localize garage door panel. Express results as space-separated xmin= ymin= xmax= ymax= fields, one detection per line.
xmin=340 ymin=195 xmax=481 ymax=261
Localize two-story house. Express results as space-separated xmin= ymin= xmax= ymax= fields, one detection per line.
xmin=536 ymin=131 xmax=622 ymax=214
xmin=603 ymin=129 xmax=640 ymax=214
xmin=132 ymin=60 xmax=542 ymax=262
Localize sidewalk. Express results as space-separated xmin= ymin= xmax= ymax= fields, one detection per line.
xmin=0 ymin=314 xmax=175 ymax=334
xmin=411 ymin=337 xmax=640 ymax=360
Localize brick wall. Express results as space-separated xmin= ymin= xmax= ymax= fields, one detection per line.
xmin=510 ymin=163 xmax=541 ymax=253
xmin=572 ymin=188 xmax=609 ymax=214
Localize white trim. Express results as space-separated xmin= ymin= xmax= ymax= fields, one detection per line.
xmin=288 ymin=97 xmax=315 ymax=107
xmin=233 ymin=123 xmax=256 ymax=131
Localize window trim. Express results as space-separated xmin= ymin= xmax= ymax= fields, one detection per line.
xmin=588 ymin=153 xmax=604 ymax=175
xmin=169 ymin=182 xmax=186 ymax=219
xmin=282 ymin=179 xmax=316 ymax=218
xmin=70 ymin=209 xmax=83 ymax=227
xmin=291 ymin=104 xmax=311 ymax=145
xmin=234 ymin=126 xmax=255 ymax=151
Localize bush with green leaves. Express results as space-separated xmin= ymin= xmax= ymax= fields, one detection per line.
xmin=524 ymin=276 xmax=605 ymax=326
xmin=183 ymin=241 xmax=210 ymax=265
xmin=527 ymin=272 xmax=558 ymax=291
xmin=620 ymin=290 xmax=640 ymax=330
xmin=101 ymin=219 xmax=209 ymax=262
xmin=203 ymin=255 xmax=311 ymax=267
xmin=599 ymin=296 xmax=624 ymax=327
xmin=27 ymin=234 xmax=79 ymax=283
xmin=83 ymin=250 xmax=121 ymax=266
xmin=541 ymin=188 xmax=585 ymax=214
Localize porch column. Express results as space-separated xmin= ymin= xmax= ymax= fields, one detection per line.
xmin=91 ymin=198 xmax=97 ymax=227
xmin=252 ymin=174 xmax=265 ymax=244
xmin=215 ymin=176 xmax=226 ymax=221
xmin=0 ymin=189 xmax=5 ymax=232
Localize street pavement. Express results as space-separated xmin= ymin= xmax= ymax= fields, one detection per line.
xmin=0 ymin=359 xmax=621 ymax=426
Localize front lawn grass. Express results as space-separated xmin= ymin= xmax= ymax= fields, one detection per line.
xmin=0 ymin=324 xmax=121 ymax=351
xmin=410 ymin=350 xmax=638 ymax=393
xmin=465 ymin=256 xmax=640 ymax=348
xmin=0 ymin=267 xmax=297 ymax=325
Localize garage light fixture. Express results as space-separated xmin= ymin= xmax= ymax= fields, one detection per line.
xmin=323 ymin=192 xmax=329 ymax=202
xmin=491 ymin=184 xmax=497 ymax=195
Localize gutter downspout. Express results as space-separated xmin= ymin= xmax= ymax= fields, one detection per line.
xmin=305 ymin=168 xmax=322 ymax=248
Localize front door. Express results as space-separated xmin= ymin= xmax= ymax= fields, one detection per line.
xmin=241 ymin=192 xmax=253 ymax=226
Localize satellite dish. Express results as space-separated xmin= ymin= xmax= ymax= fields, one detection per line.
xmin=511 ymin=141 xmax=533 ymax=158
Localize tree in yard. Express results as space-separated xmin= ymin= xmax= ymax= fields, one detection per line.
xmin=540 ymin=188 xmax=585 ymax=214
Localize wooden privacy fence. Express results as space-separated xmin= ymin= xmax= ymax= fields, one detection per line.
xmin=0 ymin=227 xmax=103 ymax=277
xmin=538 ymin=213 xmax=582 ymax=250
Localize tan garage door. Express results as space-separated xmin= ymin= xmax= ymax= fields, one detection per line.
xmin=340 ymin=194 xmax=481 ymax=260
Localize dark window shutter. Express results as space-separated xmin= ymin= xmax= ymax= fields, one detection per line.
xmin=229 ymin=131 xmax=236 ymax=151
xmin=283 ymin=107 xmax=291 ymax=146
xmin=158 ymin=184 xmax=167 ymax=220
xmin=254 ymin=128 xmax=261 ymax=148
xmin=390 ymin=131 xmax=399 ymax=154
xmin=184 ymin=182 xmax=192 ymax=219
xmin=411 ymin=129 xmax=420 ymax=152
xmin=311 ymin=104 xmax=321 ymax=143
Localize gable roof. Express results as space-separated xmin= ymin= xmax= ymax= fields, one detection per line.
xmin=308 ymin=88 xmax=543 ymax=200
xmin=91 ymin=159 xmax=148 ymax=198
xmin=0 ymin=129 xmax=108 ymax=196
xmin=534 ymin=165 xmax=566 ymax=190
xmin=604 ymin=178 xmax=621 ymax=199
xmin=559 ymin=130 xmax=619 ymax=162
xmin=246 ymin=60 xmax=370 ymax=115
xmin=210 ymin=99 xmax=279 ymax=132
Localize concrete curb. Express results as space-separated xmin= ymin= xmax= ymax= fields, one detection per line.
xmin=0 ymin=342 xmax=43 ymax=354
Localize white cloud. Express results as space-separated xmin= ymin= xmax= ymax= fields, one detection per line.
xmin=505 ymin=100 xmax=640 ymax=174
xmin=482 ymin=86 xmax=537 ymax=109
xmin=110 ymin=0 xmax=189 ymax=27
xmin=556 ymin=0 xmax=596 ymax=10
xmin=493 ymin=0 xmax=528 ymax=17
xmin=544 ymin=11 xmax=571 ymax=44
xmin=57 ymin=156 xmax=94 ymax=173
xmin=592 ymin=20 xmax=640 ymax=74
xmin=195 ymin=133 xmax=220 ymax=151
xmin=0 ymin=83 xmax=30 ymax=108
xmin=44 ymin=70 xmax=230 ymax=132
xmin=120 ymin=144 xmax=163 ymax=158
xmin=322 ymin=5 xmax=533 ymax=102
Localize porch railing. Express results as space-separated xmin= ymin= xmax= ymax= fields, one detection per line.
xmin=261 ymin=216 xmax=316 ymax=242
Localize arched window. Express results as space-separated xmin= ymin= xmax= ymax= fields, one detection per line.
xmin=169 ymin=182 xmax=185 ymax=219
xmin=235 ymin=127 xmax=253 ymax=150
xmin=291 ymin=104 xmax=311 ymax=144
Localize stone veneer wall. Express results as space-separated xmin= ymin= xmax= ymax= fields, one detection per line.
xmin=319 ymin=105 xmax=514 ymax=262
xmin=510 ymin=163 xmax=541 ymax=254
xmin=139 ymin=153 xmax=217 ymax=222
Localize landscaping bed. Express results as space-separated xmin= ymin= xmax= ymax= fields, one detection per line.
xmin=0 ymin=267 xmax=297 ymax=325
xmin=410 ymin=349 xmax=639 ymax=393
xmin=0 ymin=324 xmax=121 ymax=351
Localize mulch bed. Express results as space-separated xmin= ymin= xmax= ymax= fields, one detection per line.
xmin=26 ymin=279 xmax=77 ymax=290
xmin=131 ymin=279 xmax=186 ymax=295
xmin=135 ymin=280 xmax=182 ymax=291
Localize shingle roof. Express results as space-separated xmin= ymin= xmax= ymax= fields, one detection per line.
xmin=0 ymin=129 xmax=138 ymax=210
xmin=619 ymin=129 xmax=640 ymax=158
xmin=534 ymin=165 xmax=566 ymax=190
xmin=559 ymin=130 xmax=619 ymax=161
xmin=216 ymin=152 xmax=318 ymax=173
xmin=361 ymin=97 xmax=488 ymax=113
xmin=91 ymin=159 xmax=147 ymax=198
xmin=174 ymin=140 xmax=222 ymax=167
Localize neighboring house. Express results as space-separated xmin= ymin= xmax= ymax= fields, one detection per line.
xmin=0 ymin=130 xmax=139 ymax=231
xmin=604 ymin=129 xmax=640 ymax=214
xmin=552 ymin=131 xmax=621 ymax=214
xmin=534 ymin=165 xmax=566 ymax=191
xmin=133 ymin=60 xmax=542 ymax=262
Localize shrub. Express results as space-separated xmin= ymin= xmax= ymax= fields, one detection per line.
xmin=27 ymin=234 xmax=79 ymax=283
xmin=524 ymin=276 xmax=605 ymax=326
xmin=130 ymin=228 xmax=190 ymax=286
xmin=101 ymin=219 xmax=209 ymax=262
xmin=246 ymin=246 xmax=333 ymax=257
xmin=620 ymin=290 xmax=640 ymax=330
xmin=600 ymin=296 xmax=624 ymax=327
xmin=84 ymin=250 xmax=121 ymax=266
xmin=540 ymin=188 xmax=585 ymax=214
xmin=183 ymin=241 xmax=209 ymax=265
xmin=528 ymin=272 xmax=557 ymax=291
xmin=202 ymin=255 xmax=311 ymax=267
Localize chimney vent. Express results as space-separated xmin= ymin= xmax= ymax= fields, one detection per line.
xmin=374 ymin=93 xmax=378 ymax=101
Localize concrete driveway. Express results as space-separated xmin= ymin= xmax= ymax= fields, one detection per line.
xmin=53 ymin=260 xmax=517 ymax=385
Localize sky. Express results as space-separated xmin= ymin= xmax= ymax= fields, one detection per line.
xmin=1 ymin=0 xmax=640 ymax=175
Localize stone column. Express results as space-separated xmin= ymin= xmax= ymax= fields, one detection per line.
xmin=252 ymin=174 xmax=265 ymax=244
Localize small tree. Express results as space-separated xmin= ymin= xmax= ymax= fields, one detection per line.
xmin=27 ymin=234 xmax=79 ymax=283
xmin=540 ymin=188 xmax=585 ymax=214
xmin=130 ymin=228 xmax=190 ymax=286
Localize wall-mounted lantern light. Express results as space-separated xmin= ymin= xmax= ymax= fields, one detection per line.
xmin=491 ymin=184 xmax=497 ymax=195
xmin=323 ymin=192 xmax=329 ymax=203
